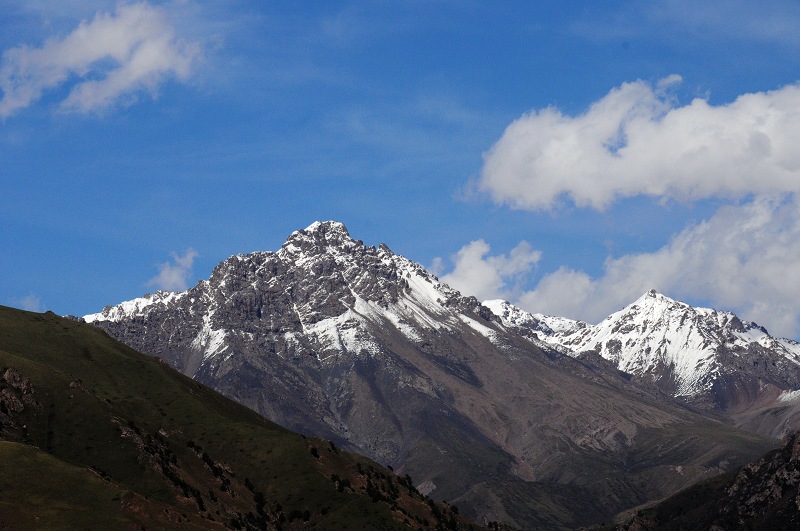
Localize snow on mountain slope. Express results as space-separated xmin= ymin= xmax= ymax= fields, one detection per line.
xmin=488 ymin=290 xmax=800 ymax=400
xmin=275 ymin=223 xmax=495 ymax=359
xmin=483 ymin=299 xmax=587 ymax=337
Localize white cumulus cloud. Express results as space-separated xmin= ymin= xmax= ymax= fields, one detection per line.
xmin=479 ymin=76 xmax=800 ymax=210
xmin=147 ymin=248 xmax=198 ymax=292
xmin=432 ymin=239 xmax=540 ymax=302
xmin=0 ymin=1 xmax=200 ymax=117
xmin=445 ymin=196 xmax=800 ymax=339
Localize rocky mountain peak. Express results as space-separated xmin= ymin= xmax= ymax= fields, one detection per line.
xmin=87 ymin=221 xmax=490 ymax=370
xmin=275 ymin=221 xmax=401 ymax=275
xmin=277 ymin=221 xmax=353 ymax=260
xmin=284 ymin=220 xmax=353 ymax=248
xmin=626 ymin=289 xmax=687 ymax=316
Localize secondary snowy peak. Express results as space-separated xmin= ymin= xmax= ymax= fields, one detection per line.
xmin=483 ymin=299 xmax=550 ymax=332
xmin=489 ymin=290 xmax=800 ymax=400
xmin=584 ymin=290 xmax=800 ymax=368
xmin=573 ymin=289 xmax=738 ymax=395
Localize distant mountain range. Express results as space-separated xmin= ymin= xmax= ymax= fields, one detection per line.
xmin=82 ymin=221 xmax=800 ymax=529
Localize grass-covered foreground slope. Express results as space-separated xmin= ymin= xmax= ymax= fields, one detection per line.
xmin=0 ymin=306 xmax=475 ymax=530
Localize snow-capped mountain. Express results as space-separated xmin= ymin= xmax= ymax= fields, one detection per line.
xmin=83 ymin=221 xmax=779 ymax=529
xmin=486 ymin=290 xmax=800 ymax=410
xmin=86 ymin=221 xmax=495 ymax=373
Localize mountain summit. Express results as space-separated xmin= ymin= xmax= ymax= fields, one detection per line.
xmin=87 ymin=220 xmax=485 ymax=375
xmin=85 ymin=221 xmax=777 ymax=529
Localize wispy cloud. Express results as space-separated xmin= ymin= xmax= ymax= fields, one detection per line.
xmin=12 ymin=293 xmax=43 ymax=312
xmin=146 ymin=248 xmax=198 ymax=292
xmin=571 ymin=0 xmax=800 ymax=48
xmin=649 ymin=0 xmax=800 ymax=47
xmin=0 ymin=1 xmax=201 ymax=117
xmin=479 ymin=76 xmax=800 ymax=210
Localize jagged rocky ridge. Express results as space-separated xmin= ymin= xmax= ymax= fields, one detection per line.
xmin=486 ymin=291 xmax=800 ymax=417
xmin=85 ymin=221 xmax=778 ymax=529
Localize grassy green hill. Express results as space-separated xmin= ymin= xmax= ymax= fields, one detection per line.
xmin=0 ymin=306 xmax=476 ymax=530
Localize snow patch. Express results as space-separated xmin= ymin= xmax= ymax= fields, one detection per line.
xmin=779 ymin=389 xmax=800 ymax=403
xmin=191 ymin=309 xmax=228 ymax=359
xmin=458 ymin=314 xmax=496 ymax=340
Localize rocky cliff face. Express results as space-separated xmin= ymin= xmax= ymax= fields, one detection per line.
xmin=617 ymin=430 xmax=800 ymax=530
xmin=85 ymin=221 xmax=777 ymax=529
xmin=486 ymin=290 xmax=800 ymax=414
xmin=0 ymin=367 xmax=41 ymax=441
xmin=721 ymin=431 xmax=800 ymax=526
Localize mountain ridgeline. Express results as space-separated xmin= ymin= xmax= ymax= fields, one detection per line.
xmin=83 ymin=221 xmax=800 ymax=529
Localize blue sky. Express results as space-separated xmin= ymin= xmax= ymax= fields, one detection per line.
xmin=3 ymin=1 xmax=800 ymax=338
